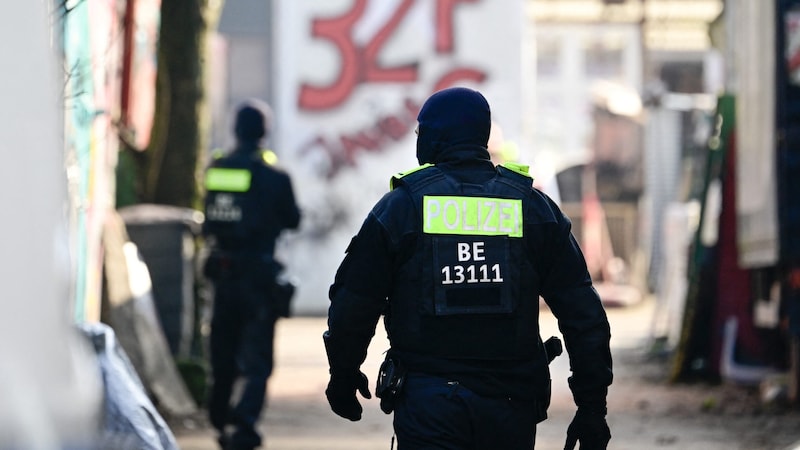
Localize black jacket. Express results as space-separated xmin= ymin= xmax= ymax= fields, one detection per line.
xmin=326 ymin=144 xmax=612 ymax=410
xmin=202 ymin=143 xmax=301 ymax=256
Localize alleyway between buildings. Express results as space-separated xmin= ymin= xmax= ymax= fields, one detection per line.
xmin=172 ymin=298 xmax=800 ymax=450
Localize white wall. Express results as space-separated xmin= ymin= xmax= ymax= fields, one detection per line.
xmin=0 ymin=1 xmax=101 ymax=447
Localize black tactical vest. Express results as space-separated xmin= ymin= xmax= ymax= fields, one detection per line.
xmin=386 ymin=165 xmax=544 ymax=360
xmin=203 ymin=154 xmax=268 ymax=247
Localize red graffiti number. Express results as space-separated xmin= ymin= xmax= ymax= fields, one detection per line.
xmin=299 ymin=0 xmax=417 ymax=110
xmin=299 ymin=0 xmax=481 ymax=111
xmin=435 ymin=0 xmax=478 ymax=53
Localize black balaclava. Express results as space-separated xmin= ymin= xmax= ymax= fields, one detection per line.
xmin=416 ymin=87 xmax=492 ymax=164
xmin=234 ymin=100 xmax=273 ymax=147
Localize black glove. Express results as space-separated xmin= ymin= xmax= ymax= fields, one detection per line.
xmin=326 ymin=370 xmax=372 ymax=421
xmin=564 ymin=408 xmax=610 ymax=450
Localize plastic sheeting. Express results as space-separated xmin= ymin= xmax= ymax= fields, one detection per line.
xmin=79 ymin=322 xmax=178 ymax=450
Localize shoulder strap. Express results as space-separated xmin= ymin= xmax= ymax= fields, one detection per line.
xmin=260 ymin=149 xmax=278 ymax=166
xmin=500 ymin=162 xmax=531 ymax=178
xmin=389 ymin=163 xmax=437 ymax=191
xmin=496 ymin=163 xmax=535 ymax=193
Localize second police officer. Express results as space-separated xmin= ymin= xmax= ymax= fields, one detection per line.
xmin=202 ymin=100 xmax=301 ymax=450
xmin=324 ymin=87 xmax=613 ymax=449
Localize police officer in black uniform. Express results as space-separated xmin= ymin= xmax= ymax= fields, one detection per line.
xmin=323 ymin=87 xmax=612 ymax=449
xmin=202 ymin=100 xmax=301 ymax=450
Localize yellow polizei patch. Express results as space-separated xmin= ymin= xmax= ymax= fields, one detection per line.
xmin=423 ymin=195 xmax=523 ymax=237
xmin=205 ymin=168 xmax=252 ymax=192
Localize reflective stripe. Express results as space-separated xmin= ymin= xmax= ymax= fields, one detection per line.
xmin=211 ymin=148 xmax=278 ymax=165
xmin=205 ymin=168 xmax=252 ymax=192
xmin=500 ymin=161 xmax=531 ymax=178
xmin=423 ymin=195 xmax=523 ymax=237
xmin=261 ymin=149 xmax=278 ymax=165
xmin=390 ymin=163 xmax=434 ymax=190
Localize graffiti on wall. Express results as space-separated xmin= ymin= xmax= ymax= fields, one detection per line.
xmin=295 ymin=0 xmax=488 ymax=178
xmin=274 ymin=0 xmax=523 ymax=312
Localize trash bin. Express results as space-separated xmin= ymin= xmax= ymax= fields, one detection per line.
xmin=118 ymin=204 xmax=203 ymax=358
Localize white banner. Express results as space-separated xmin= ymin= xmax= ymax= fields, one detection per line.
xmin=733 ymin=0 xmax=779 ymax=268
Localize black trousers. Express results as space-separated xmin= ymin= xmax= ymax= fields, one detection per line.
xmin=393 ymin=373 xmax=538 ymax=450
xmin=208 ymin=274 xmax=277 ymax=450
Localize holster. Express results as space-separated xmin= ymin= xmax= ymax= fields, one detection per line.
xmin=271 ymin=274 xmax=296 ymax=318
xmin=258 ymin=258 xmax=295 ymax=318
xmin=544 ymin=336 xmax=563 ymax=364
xmin=535 ymin=336 xmax=563 ymax=423
xmin=375 ymin=352 xmax=406 ymax=414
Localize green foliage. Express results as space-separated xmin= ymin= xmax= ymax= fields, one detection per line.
xmin=176 ymin=357 xmax=209 ymax=407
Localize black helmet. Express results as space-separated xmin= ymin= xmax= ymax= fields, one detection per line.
xmin=415 ymin=87 xmax=491 ymax=164
xmin=234 ymin=99 xmax=273 ymax=142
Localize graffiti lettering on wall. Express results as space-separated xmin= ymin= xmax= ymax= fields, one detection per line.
xmin=298 ymin=0 xmax=487 ymax=178
xmin=298 ymin=97 xmax=419 ymax=177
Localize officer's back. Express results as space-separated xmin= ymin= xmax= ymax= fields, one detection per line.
xmin=202 ymin=100 xmax=301 ymax=450
xmin=323 ymin=87 xmax=612 ymax=450
xmin=203 ymin=104 xmax=300 ymax=256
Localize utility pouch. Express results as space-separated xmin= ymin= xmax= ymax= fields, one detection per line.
xmin=271 ymin=275 xmax=296 ymax=318
xmin=375 ymin=353 xmax=406 ymax=414
xmin=544 ymin=336 xmax=563 ymax=364
xmin=259 ymin=259 xmax=295 ymax=318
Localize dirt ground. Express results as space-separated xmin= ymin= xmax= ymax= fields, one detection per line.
xmin=170 ymin=299 xmax=800 ymax=450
